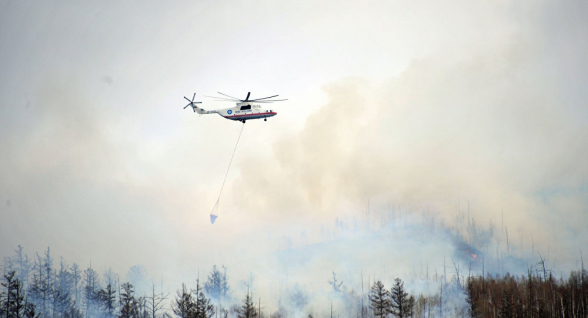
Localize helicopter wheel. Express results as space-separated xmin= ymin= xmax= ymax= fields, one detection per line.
xmin=264 ymin=118 xmax=267 ymax=121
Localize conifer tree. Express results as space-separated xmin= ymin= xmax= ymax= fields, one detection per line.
xmin=1 ymin=271 xmax=37 ymax=318
xmin=119 ymin=283 xmax=139 ymax=318
xmin=83 ymin=267 xmax=101 ymax=317
xmin=390 ymin=278 xmax=412 ymax=318
xmin=203 ymin=266 xmax=229 ymax=301
xmin=54 ymin=258 xmax=73 ymax=317
xmin=24 ymin=299 xmax=39 ymax=318
xmin=193 ymin=279 xmax=214 ymax=318
xmin=51 ymin=288 xmax=71 ymax=318
xmin=369 ymin=281 xmax=390 ymax=318
xmin=103 ymin=284 xmax=117 ymax=318
xmin=407 ymin=296 xmax=414 ymax=318
xmin=172 ymin=284 xmax=195 ymax=318
xmin=63 ymin=305 xmax=82 ymax=318
xmin=236 ymin=290 xmax=257 ymax=318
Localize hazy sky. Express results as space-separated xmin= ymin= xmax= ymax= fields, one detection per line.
xmin=1 ymin=0 xmax=587 ymax=310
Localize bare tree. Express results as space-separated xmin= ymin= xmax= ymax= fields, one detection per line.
xmin=328 ymin=272 xmax=343 ymax=293
xmin=452 ymin=260 xmax=461 ymax=289
xmin=13 ymin=246 xmax=31 ymax=291
xmin=536 ymin=253 xmax=552 ymax=281
xmin=28 ymin=249 xmax=53 ymax=318
xmin=53 ymin=257 xmax=73 ymax=318
xmin=70 ymin=263 xmax=82 ymax=309
xmin=147 ymin=283 xmax=168 ymax=318
xmin=83 ymin=266 xmax=101 ymax=317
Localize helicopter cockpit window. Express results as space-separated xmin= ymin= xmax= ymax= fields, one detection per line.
xmin=240 ymin=105 xmax=252 ymax=111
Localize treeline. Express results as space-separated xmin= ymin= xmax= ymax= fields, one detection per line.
xmin=4 ymin=244 xmax=588 ymax=318
xmin=0 ymin=246 xmax=231 ymax=318
xmin=466 ymin=270 xmax=588 ymax=318
xmin=0 ymin=246 xmax=168 ymax=318
xmin=0 ymin=244 xmax=466 ymax=318
xmin=367 ymin=270 xmax=588 ymax=318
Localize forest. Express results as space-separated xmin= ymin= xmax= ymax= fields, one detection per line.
xmin=3 ymin=198 xmax=587 ymax=318
xmin=2 ymin=243 xmax=587 ymax=318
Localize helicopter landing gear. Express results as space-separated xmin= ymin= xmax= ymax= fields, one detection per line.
xmin=241 ymin=119 xmax=246 ymax=124
xmin=264 ymin=118 xmax=267 ymax=121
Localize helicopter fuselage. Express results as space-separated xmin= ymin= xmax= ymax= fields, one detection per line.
xmin=218 ymin=103 xmax=277 ymax=122
xmin=186 ymin=92 xmax=285 ymax=122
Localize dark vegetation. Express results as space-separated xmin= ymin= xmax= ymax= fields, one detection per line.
xmin=370 ymin=279 xmax=414 ymax=318
xmin=0 ymin=246 xmax=262 ymax=318
xmin=3 ymin=201 xmax=588 ymax=318
xmin=2 ymin=244 xmax=588 ymax=318
xmin=466 ymin=270 xmax=588 ymax=318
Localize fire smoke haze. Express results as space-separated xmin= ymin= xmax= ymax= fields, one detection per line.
xmin=1 ymin=0 xmax=587 ymax=312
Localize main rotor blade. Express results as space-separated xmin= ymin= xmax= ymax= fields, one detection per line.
xmin=249 ymin=95 xmax=279 ymax=101
xmin=245 ymin=92 xmax=251 ymax=101
xmin=258 ymin=99 xmax=288 ymax=102
xmin=254 ymin=99 xmax=288 ymax=103
xmin=192 ymin=93 xmax=196 ymax=102
xmin=205 ymin=96 xmax=240 ymax=102
xmin=217 ymin=92 xmax=242 ymax=100
xmin=184 ymin=96 xmax=192 ymax=102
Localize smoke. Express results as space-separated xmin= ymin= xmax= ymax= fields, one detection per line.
xmin=1 ymin=0 xmax=588 ymax=316
xmin=0 ymin=75 xmax=177 ymax=269
xmin=230 ymin=1 xmax=588 ymax=259
xmin=207 ymin=3 xmax=588 ymax=311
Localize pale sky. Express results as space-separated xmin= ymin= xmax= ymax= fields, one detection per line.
xmin=1 ymin=0 xmax=587 ymax=312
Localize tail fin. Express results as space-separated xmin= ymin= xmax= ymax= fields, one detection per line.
xmin=193 ymin=105 xmax=217 ymax=115
xmin=186 ymin=103 xmax=207 ymax=114
xmin=193 ymin=105 xmax=207 ymax=114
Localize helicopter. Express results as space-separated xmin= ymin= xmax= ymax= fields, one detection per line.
xmin=183 ymin=92 xmax=287 ymax=123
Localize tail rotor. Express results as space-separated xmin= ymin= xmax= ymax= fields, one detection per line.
xmin=183 ymin=93 xmax=202 ymax=112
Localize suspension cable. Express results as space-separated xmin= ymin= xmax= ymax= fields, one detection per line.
xmin=210 ymin=122 xmax=245 ymax=223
